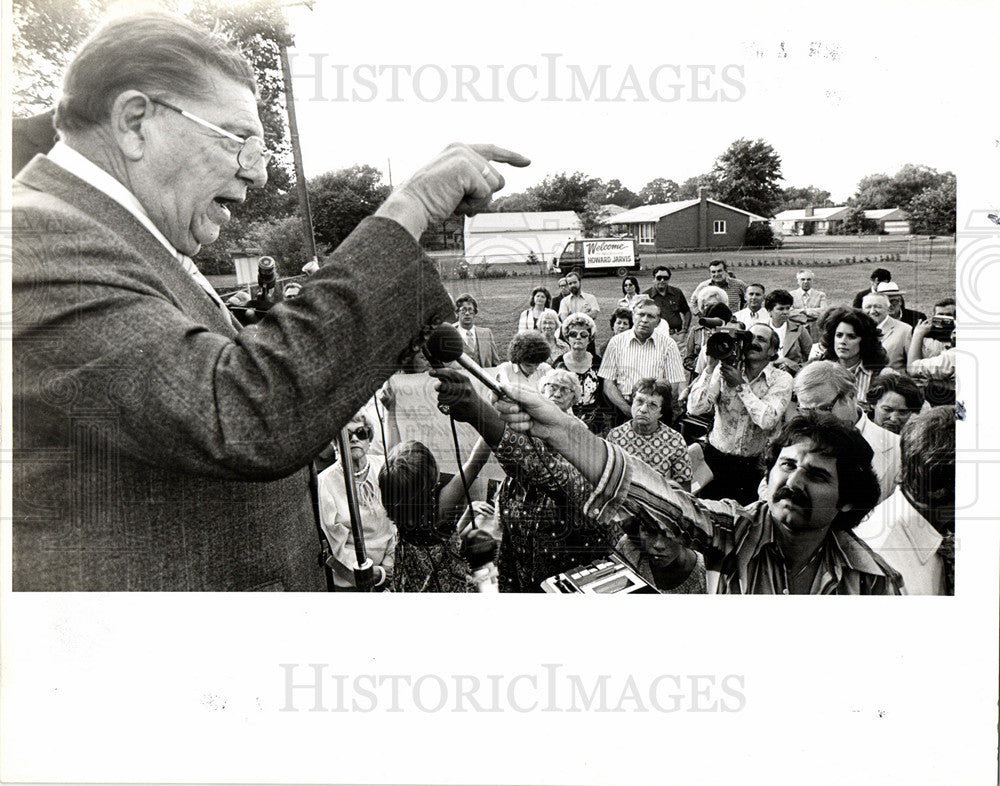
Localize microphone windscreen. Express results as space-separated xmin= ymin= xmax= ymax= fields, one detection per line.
xmin=425 ymin=323 xmax=466 ymax=364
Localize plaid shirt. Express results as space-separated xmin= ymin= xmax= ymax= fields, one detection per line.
xmin=692 ymin=276 xmax=748 ymax=313
xmin=583 ymin=442 xmax=903 ymax=595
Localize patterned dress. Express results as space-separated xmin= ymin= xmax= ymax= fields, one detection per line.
xmin=493 ymin=429 xmax=620 ymax=592
xmin=606 ymin=421 xmax=692 ymax=486
xmin=554 ymin=353 xmax=611 ymax=435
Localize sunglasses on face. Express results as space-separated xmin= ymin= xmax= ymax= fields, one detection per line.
xmin=655 ymin=276 xmax=669 ymax=281
xmin=567 ymin=330 xmax=590 ymax=339
xmin=348 ymin=426 xmax=373 ymax=441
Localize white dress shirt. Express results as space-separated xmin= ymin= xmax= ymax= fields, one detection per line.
xmin=46 ymin=142 xmax=232 ymax=319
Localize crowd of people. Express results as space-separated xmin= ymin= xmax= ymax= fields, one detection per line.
xmin=11 ymin=12 xmax=957 ymax=597
xmin=322 ymin=262 xmax=958 ymax=596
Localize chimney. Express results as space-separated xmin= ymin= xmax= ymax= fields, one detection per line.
xmin=698 ymin=187 xmax=708 ymax=249
xmin=804 ymin=205 xmax=814 ymax=217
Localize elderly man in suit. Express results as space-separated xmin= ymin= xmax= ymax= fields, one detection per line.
xmin=11 ymin=13 xmax=528 ymax=591
xmin=793 ymin=361 xmax=900 ymax=503
xmin=453 ymin=293 xmax=501 ymax=368
xmin=862 ymin=292 xmax=912 ymax=372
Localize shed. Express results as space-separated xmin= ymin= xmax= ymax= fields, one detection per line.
xmin=463 ymin=211 xmax=583 ymax=265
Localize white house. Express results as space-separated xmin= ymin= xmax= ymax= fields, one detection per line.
xmin=463 ymin=211 xmax=583 ymax=265
xmin=864 ymin=208 xmax=911 ymax=234
xmin=771 ymin=206 xmax=852 ymax=236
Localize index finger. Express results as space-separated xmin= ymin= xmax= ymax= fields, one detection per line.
xmin=469 ymin=143 xmax=531 ymax=168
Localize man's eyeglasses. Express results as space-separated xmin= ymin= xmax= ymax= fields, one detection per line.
xmin=654 ymin=275 xmax=670 ymax=281
xmin=796 ymin=392 xmax=846 ymax=414
xmin=150 ymin=97 xmax=272 ymax=171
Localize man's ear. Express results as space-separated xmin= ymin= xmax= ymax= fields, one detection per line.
xmin=110 ymin=90 xmax=155 ymax=161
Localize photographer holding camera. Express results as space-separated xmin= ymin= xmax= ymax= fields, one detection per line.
xmin=687 ymin=323 xmax=793 ymax=504
xmin=908 ymin=298 xmax=956 ymax=382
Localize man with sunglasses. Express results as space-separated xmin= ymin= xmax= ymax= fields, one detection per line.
xmin=643 ymin=266 xmax=691 ymax=341
xmin=11 ymin=14 xmax=528 ymax=591
xmin=793 ymin=361 xmax=900 ymax=503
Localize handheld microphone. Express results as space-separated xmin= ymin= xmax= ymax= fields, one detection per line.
xmin=424 ymin=323 xmax=506 ymax=399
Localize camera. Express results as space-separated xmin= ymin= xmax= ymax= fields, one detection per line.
xmin=925 ymin=314 xmax=955 ymax=342
xmin=705 ymin=325 xmax=753 ymax=362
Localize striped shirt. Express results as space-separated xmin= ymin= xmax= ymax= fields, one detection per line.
xmin=598 ymin=329 xmax=685 ymax=395
xmin=582 ymin=441 xmax=903 ymax=595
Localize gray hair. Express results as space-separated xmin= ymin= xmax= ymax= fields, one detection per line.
xmin=56 ymin=13 xmax=256 ymax=133
xmin=538 ymin=368 xmax=582 ymax=405
xmin=793 ymin=360 xmax=857 ymax=400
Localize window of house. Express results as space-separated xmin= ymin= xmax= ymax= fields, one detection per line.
xmin=637 ymin=222 xmax=655 ymax=243
xmin=713 ymin=220 xmax=727 ymax=234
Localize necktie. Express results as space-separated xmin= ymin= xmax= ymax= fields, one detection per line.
xmin=178 ymin=254 xmax=238 ymax=330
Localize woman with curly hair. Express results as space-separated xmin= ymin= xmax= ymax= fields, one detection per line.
xmin=553 ymin=312 xmax=612 ymax=434
xmin=816 ymin=307 xmax=889 ymax=404
xmin=600 ymin=307 xmax=633 ymax=355
xmin=495 ymin=330 xmax=554 ymax=389
xmin=517 ymin=286 xmax=560 ymax=333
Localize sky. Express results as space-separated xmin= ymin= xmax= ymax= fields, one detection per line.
xmin=280 ymin=0 xmax=995 ymax=204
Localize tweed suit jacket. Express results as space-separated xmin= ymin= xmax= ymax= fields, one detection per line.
xmin=12 ymin=156 xmax=455 ymax=591
xmin=877 ymin=317 xmax=913 ymax=372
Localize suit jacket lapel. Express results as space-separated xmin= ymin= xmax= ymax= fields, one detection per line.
xmin=17 ymin=157 xmax=239 ymax=336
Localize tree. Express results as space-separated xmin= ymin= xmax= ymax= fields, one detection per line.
xmin=309 ymin=165 xmax=391 ymax=249
xmin=907 ymin=175 xmax=956 ymax=234
xmin=743 ymin=222 xmax=780 ymax=248
xmin=598 ymin=178 xmax=640 ymax=208
xmin=777 ymin=185 xmax=834 ymax=212
xmin=11 ymin=0 xmax=122 ymax=115
xmin=852 ymin=164 xmax=951 ymax=209
xmin=711 ymin=137 xmax=784 ymax=217
xmin=637 ymin=177 xmax=680 ymax=205
xmin=676 ymin=172 xmax=720 ymax=200
xmin=842 ymin=206 xmax=878 ymax=235
xmin=492 ymin=191 xmax=541 ymax=212
xmin=527 ymin=171 xmax=600 ymax=212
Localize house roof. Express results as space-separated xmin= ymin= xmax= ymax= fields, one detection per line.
xmin=772 ymin=206 xmax=851 ymax=221
xmin=602 ymin=199 xmax=768 ymax=225
xmin=864 ymin=208 xmax=908 ymax=220
xmin=465 ymin=211 xmax=583 ymax=233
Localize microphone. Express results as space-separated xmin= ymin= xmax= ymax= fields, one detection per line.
xmin=424 ymin=323 xmax=506 ymax=399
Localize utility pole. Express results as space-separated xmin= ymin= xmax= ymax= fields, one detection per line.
xmin=278 ymin=2 xmax=318 ymax=269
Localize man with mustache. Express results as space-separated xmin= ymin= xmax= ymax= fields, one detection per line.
xmin=492 ymin=386 xmax=902 ymax=595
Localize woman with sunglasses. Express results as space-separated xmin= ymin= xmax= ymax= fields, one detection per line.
xmin=553 ymin=312 xmax=612 ymax=434
xmin=317 ymin=415 xmax=395 ymax=591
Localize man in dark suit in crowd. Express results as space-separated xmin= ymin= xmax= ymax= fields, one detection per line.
xmin=11 ymin=13 xmax=528 ymax=591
